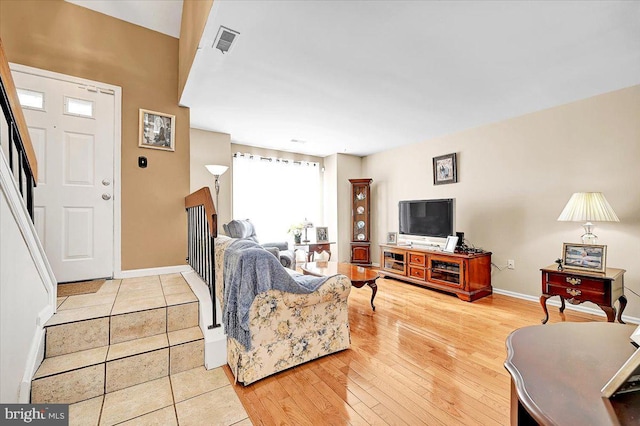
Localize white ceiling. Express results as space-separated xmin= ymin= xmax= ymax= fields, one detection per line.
xmin=71 ymin=1 xmax=640 ymax=158
xmin=66 ymin=0 xmax=183 ymax=38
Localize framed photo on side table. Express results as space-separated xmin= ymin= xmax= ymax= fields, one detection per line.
xmin=562 ymin=243 xmax=607 ymax=273
xmin=316 ymin=227 xmax=328 ymax=243
xmin=433 ymin=152 xmax=458 ymax=185
xmin=139 ymin=109 xmax=175 ymax=151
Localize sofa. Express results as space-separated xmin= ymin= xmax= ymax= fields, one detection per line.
xmin=223 ymin=219 xmax=296 ymax=269
xmin=215 ymin=235 xmax=351 ymax=385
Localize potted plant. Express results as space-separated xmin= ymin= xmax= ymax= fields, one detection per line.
xmin=288 ymin=223 xmax=303 ymax=244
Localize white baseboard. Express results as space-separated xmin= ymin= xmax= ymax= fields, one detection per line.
xmin=19 ymin=327 xmax=46 ymax=403
xmin=493 ymin=287 xmax=640 ymax=325
xmin=182 ymin=270 xmax=227 ymax=369
xmin=115 ymin=265 xmax=191 ymax=279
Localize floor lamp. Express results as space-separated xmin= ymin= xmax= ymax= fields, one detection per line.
xmin=205 ymin=164 xmax=228 ymax=210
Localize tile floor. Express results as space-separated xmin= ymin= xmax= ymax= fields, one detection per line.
xmin=49 ymin=275 xmax=251 ymax=425
xmin=67 ymin=367 xmax=251 ymax=426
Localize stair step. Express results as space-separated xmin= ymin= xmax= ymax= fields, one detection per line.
xmin=34 ymin=346 xmax=108 ymax=380
xmin=34 ymin=274 xmax=205 ymax=405
xmin=167 ymin=301 xmax=199 ymax=332
xmin=32 ymin=363 xmax=104 ymax=404
xmin=33 ymin=329 xmax=204 ymax=404
xmin=168 ymin=326 xmax=205 ymax=375
xmin=110 ymin=307 xmax=167 ymax=345
xmin=46 ymin=317 xmax=110 ymax=357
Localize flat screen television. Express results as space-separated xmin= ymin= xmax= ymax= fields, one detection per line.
xmin=399 ymin=199 xmax=454 ymax=238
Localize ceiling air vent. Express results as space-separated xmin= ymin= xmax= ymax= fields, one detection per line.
xmin=214 ymin=26 xmax=240 ymax=54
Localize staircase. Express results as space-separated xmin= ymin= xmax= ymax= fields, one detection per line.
xmin=30 ymin=274 xmax=249 ymax=425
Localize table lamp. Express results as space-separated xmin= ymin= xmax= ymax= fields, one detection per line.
xmin=205 ymin=164 xmax=228 ymax=209
xmin=557 ymin=192 xmax=619 ymax=244
xmin=302 ymin=218 xmax=313 ymax=243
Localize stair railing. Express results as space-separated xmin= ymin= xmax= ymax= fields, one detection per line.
xmin=0 ymin=38 xmax=38 ymax=219
xmin=185 ymin=186 xmax=221 ymax=329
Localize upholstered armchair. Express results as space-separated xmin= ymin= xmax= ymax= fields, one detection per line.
xmin=223 ymin=219 xmax=296 ymax=269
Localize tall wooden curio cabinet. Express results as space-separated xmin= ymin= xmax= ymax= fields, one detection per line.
xmin=349 ymin=178 xmax=373 ymax=265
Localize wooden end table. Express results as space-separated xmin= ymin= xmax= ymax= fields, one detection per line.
xmin=540 ymin=265 xmax=627 ymax=324
xmin=505 ymin=322 xmax=640 ymax=425
xmin=300 ymin=261 xmax=379 ymax=311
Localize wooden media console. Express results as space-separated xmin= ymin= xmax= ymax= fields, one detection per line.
xmin=379 ymin=244 xmax=492 ymax=301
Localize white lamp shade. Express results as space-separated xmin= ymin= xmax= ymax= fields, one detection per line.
xmin=557 ymin=192 xmax=619 ymax=222
xmin=205 ymin=164 xmax=228 ymax=176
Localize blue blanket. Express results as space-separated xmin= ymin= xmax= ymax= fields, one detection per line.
xmin=222 ymin=239 xmax=329 ymax=350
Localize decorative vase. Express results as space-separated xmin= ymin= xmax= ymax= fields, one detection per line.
xmin=294 ymin=234 xmax=301 ymax=244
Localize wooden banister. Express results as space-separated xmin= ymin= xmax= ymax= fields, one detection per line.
xmin=0 ymin=37 xmax=38 ymax=183
xmin=184 ymin=186 xmax=217 ymax=237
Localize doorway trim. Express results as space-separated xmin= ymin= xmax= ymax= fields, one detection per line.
xmin=10 ymin=63 xmax=123 ymax=278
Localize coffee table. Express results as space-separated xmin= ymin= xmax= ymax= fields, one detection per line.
xmin=300 ymin=261 xmax=379 ymax=311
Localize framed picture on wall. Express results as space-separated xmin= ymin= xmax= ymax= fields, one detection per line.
xmin=433 ymin=152 xmax=458 ymax=185
xmin=139 ymin=109 xmax=175 ymax=151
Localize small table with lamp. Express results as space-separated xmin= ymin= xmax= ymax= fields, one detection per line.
xmin=294 ymin=241 xmax=336 ymax=263
xmin=540 ymin=264 xmax=627 ymax=324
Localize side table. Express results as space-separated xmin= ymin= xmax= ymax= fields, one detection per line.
xmin=540 ymin=264 xmax=627 ymax=324
xmin=294 ymin=241 xmax=335 ymax=262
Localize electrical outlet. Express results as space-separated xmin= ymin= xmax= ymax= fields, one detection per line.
xmin=507 ymin=259 xmax=515 ymax=270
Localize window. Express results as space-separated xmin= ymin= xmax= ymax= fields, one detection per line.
xmin=16 ymin=88 xmax=44 ymax=110
xmin=64 ymin=96 xmax=94 ymax=118
xmin=232 ymin=153 xmax=321 ymax=243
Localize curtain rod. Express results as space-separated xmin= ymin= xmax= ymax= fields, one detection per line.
xmin=233 ymin=152 xmax=318 ymax=167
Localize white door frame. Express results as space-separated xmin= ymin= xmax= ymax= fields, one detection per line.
xmin=10 ymin=63 xmax=123 ymax=278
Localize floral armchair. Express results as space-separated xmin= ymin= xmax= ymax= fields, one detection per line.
xmin=215 ymin=235 xmax=351 ymax=385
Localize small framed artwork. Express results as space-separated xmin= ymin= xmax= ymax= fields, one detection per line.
xmin=562 ymin=243 xmax=607 ymax=273
xmin=387 ymin=232 xmax=397 ymax=245
xmin=316 ymin=227 xmax=328 ymax=242
xmin=601 ymin=347 xmax=640 ymax=397
xmin=139 ymin=109 xmax=175 ymax=151
xmin=433 ymin=152 xmax=458 ymax=185
xmin=443 ymin=236 xmax=458 ymax=253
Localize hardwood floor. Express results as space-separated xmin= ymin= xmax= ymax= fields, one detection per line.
xmin=225 ymin=276 xmax=603 ymax=425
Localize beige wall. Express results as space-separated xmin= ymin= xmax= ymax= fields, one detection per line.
xmin=362 ymin=85 xmax=640 ymax=319
xmin=0 ymin=0 xmax=190 ymax=270
xmin=331 ymin=154 xmax=364 ymax=262
xmin=179 ymin=0 xmax=213 ymax=100
xmin=190 ymin=129 xmax=231 ymax=233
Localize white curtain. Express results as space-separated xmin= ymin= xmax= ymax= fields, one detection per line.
xmin=232 ymin=154 xmax=321 ymax=243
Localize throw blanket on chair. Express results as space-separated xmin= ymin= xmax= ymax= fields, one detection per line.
xmin=223 ymin=239 xmax=330 ymax=350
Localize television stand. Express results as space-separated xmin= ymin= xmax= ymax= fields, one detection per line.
xmin=379 ymin=244 xmax=492 ymax=301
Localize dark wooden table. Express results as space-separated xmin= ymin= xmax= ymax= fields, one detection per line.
xmin=294 ymin=241 xmax=336 ymax=262
xmin=505 ymin=322 xmax=640 ymax=425
xmin=300 ymin=261 xmax=379 ymax=310
xmin=540 ymin=264 xmax=626 ymax=324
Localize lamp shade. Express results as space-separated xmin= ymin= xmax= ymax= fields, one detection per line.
xmin=205 ymin=164 xmax=228 ymax=176
xmin=557 ymin=192 xmax=619 ymax=222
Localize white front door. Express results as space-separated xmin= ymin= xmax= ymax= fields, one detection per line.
xmin=11 ymin=67 xmax=116 ymax=283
